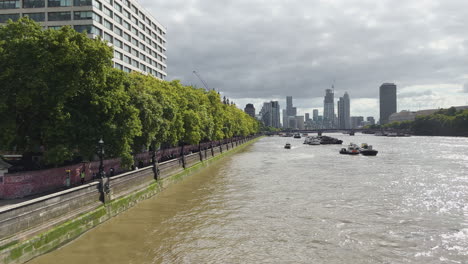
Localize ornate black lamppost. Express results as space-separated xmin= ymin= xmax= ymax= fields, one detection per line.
xmin=151 ymin=140 xmax=160 ymax=180
xmin=98 ymin=138 xmax=105 ymax=178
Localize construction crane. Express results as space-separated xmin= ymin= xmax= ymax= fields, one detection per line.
xmin=193 ymin=70 xmax=209 ymax=90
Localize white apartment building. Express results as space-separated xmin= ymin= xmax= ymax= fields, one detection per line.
xmin=0 ymin=0 xmax=167 ymax=79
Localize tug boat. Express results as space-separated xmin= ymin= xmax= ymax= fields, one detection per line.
xmin=339 ymin=143 xmax=360 ymax=155
xmin=359 ymin=143 xmax=378 ymax=156
xmin=293 ymin=133 xmax=301 ymax=139
xmin=284 ymin=143 xmax=291 ymax=149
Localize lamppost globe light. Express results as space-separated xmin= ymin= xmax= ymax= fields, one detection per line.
xmin=98 ymin=138 xmax=104 ymax=144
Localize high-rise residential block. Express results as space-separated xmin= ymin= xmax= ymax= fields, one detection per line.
xmin=323 ymin=88 xmax=335 ymax=128
xmin=0 ymin=0 xmax=167 ymax=79
xmin=379 ymin=83 xmax=397 ymax=125
xmin=313 ymin=109 xmax=319 ymax=121
xmin=260 ymin=101 xmax=281 ymax=128
xmin=337 ymin=92 xmax=351 ymax=129
xmin=244 ymin=103 xmax=255 ymax=118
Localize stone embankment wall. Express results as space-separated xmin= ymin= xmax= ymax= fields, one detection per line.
xmin=0 ymin=136 xmax=260 ymax=264
xmin=0 ymin=138 xmax=241 ymax=199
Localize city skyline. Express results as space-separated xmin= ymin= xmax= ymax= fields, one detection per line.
xmin=139 ymin=0 xmax=468 ymax=118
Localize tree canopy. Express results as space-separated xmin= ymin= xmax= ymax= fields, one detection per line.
xmin=0 ymin=18 xmax=258 ymax=168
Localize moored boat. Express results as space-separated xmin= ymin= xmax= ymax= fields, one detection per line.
xmin=360 ymin=143 xmax=378 ymax=156
xmin=339 ymin=143 xmax=360 ymax=155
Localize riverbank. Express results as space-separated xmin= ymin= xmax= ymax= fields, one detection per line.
xmin=0 ymin=136 xmax=261 ymax=264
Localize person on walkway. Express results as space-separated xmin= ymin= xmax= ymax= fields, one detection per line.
xmin=80 ymin=170 xmax=85 ymax=184
xmin=110 ymin=168 xmax=115 ymax=176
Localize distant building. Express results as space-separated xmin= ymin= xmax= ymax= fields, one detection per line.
xmin=313 ymin=109 xmax=319 ymax=121
xmin=296 ymin=116 xmax=305 ymax=130
xmin=351 ymin=116 xmax=364 ymax=129
xmin=286 ymin=96 xmax=297 ymax=116
xmin=287 ymin=116 xmax=297 ymax=129
xmin=379 ymin=83 xmax=397 ymax=125
xmin=388 ymin=106 xmax=468 ymax=123
xmin=244 ymin=104 xmax=255 ymax=118
xmin=260 ymin=101 xmax=281 ymax=128
xmin=305 ymin=113 xmax=310 ymax=122
xmin=366 ymin=116 xmax=375 ymax=125
xmin=323 ymin=88 xmax=335 ymax=128
xmin=337 ymin=92 xmax=351 ymax=129
xmin=282 ymin=109 xmax=287 ymax=128
xmin=284 ymin=96 xmax=298 ymax=129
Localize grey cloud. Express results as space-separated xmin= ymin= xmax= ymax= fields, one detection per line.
xmin=463 ymin=84 xmax=468 ymax=93
xmin=141 ymin=0 xmax=468 ymax=113
xmin=399 ymin=90 xmax=433 ymax=98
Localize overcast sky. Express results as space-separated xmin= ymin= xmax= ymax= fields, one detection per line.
xmin=141 ymin=0 xmax=468 ymax=119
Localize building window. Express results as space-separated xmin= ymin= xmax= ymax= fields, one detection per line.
xmin=102 ymin=0 xmax=111 ymax=5
xmin=93 ymin=12 xmax=101 ymax=22
xmin=123 ymin=44 xmax=130 ymax=52
xmin=115 ymin=63 xmax=123 ymax=70
xmin=131 ymin=15 xmax=137 ymax=24
xmin=23 ymin=0 xmax=45 ymax=8
xmin=73 ymin=24 xmax=101 ymax=35
xmin=103 ymin=6 xmax=112 ymax=17
xmin=0 ymin=0 xmax=20 ymax=9
xmin=122 ymin=20 xmax=130 ymax=30
xmin=0 ymin=13 xmax=19 ymax=22
xmin=114 ymin=14 xmax=122 ymax=24
xmin=114 ymin=38 xmax=122 ymax=48
xmin=123 ymin=55 xmax=130 ymax=64
xmin=114 ymin=50 xmax=122 ymax=60
xmin=48 ymin=25 xmax=63 ymax=30
xmin=92 ymin=0 xmax=101 ymax=10
xmin=131 ymin=48 xmax=138 ymax=57
xmin=113 ymin=26 xmax=122 ymax=36
xmin=130 ymin=5 xmax=137 ymax=14
xmin=73 ymin=0 xmax=91 ymax=6
xmin=103 ymin=19 xmax=112 ymax=30
xmin=131 ymin=37 xmax=138 ymax=47
xmin=123 ymin=32 xmax=130 ymax=41
xmin=114 ymin=2 xmax=121 ymax=12
xmin=132 ymin=59 xmax=139 ymax=68
xmin=122 ymin=9 xmax=130 ymax=19
xmin=48 ymin=11 xmax=71 ymax=21
xmin=23 ymin=12 xmax=45 ymax=22
xmin=48 ymin=0 xmax=71 ymax=7
xmin=103 ymin=32 xmax=113 ymax=43
xmin=73 ymin=11 xmax=92 ymax=20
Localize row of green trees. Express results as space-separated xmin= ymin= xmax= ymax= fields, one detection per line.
xmin=366 ymin=108 xmax=468 ymax=136
xmin=0 ymin=18 xmax=259 ymax=167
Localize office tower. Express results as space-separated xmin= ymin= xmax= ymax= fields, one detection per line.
xmin=244 ymin=103 xmax=255 ymax=118
xmin=379 ymin=83 xmax=397 ymax=125
xmin=367 ymin=116 xmax=375 ymax=125
xmin=0 ymin=0 xmax=167 ymax=79
xmin=323 ymin=88 xmax=335 ymax=128
xmin=296 ymin=116 xmax=305 ymax=130
xmin=260 ymin=101 xmax=281 ymax=128
xmin=313 ymin=109 xmax=319 ymax=121
xmin=305 ymin=113 xmax=310 ymax=122
xmin=286 ymin=96 xmax=297 ymax=116
xmin=351 ymin=116 xmax=364 ymax=129
xmin=337 ymin=92 xmax=351 ymax=129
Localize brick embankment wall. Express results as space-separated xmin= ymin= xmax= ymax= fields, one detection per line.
xmin=0 ymin=136 xmax=261 ymax=264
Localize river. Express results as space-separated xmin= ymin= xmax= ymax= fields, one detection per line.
xmin=29 ymin=134 xmax=468 ymax=264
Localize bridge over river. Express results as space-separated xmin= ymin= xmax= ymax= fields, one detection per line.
xmin=29 ymin=134 xmax=468 ymax=264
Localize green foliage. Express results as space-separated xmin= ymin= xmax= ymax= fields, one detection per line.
xmin=409 ymin=109 xmax=468 ymax=136
xmin=0 ymin=18 xmax=259 ymax=167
